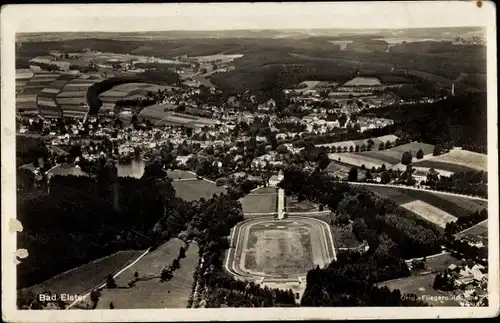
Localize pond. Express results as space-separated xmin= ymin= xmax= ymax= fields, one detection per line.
xmin=116 ymin=157 xmax=145 ymax=179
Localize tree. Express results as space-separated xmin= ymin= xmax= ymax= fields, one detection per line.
xmin=416 ymin=148 xmax=424 ymax=159
xmin=109 ymin=302 xmax=115 ymax=309
xmin=106 ymin=274 xmax=117 ymax=288
xmin=401 ymin=151 xmax=413 ymax=165
xmin=378 ymin=142 xmax=385 ymax=150
xmin=134 ymin=271 xmax=139 ymax=278
xmin=33 ymin=158 xmax=40 ymax=168
xmin=348 ymin=167 xmax=358 ymax=182
xmin=365 ymin=170 xmax=372 ymax=181
xmin=433 ymin=144 xmax=444 ymax=156
xmin=381 ymin=171 xmax=391 ymax=184
xmin=179 ymin=246 xmax=186 ymax=259
xmin=172 ymin=258 xmax=180 ymax=270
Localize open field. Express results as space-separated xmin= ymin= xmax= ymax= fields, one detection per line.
xmin=72 ymin=239 xmax=198 ymax=309
xmin=377 ymin=274 xmax=460 ymax=306
xmin=172 ymin=179 xmax=226 ymax=202
xmin=240 ymin=193 xmax=277 ymax=214
xmin=455 ymin=220 xmax=488 ymax=245
xmin=23 ymin=250 xmax=143 ymax=297
xmin=413 ymin=149 xmax=487 ymax=172
xmin=166 ymin=170 xmax=197 ymax=180
xmin=400 ymin=200 xmax=457 ymax=228
xmin=363 ymin=186 xmax=486 ymax=224
xmin=329 ymin=152 xmax=389 ymax=169
xmin=226 ymin=216 xmax=335 ymax=281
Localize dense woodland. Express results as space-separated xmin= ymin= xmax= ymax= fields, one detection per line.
xmin=360 ymin=93 xmax=487 ymax=153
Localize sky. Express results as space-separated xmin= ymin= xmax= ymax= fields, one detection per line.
xmin=1 ymin=2 xmax=495 ymax=33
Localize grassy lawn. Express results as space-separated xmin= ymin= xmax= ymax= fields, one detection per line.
xmin=24 ymin=250 xmax=144 ymax=297
xmin=173 ymin=180 xmax=226 ymax=202
xmin=166 ymin=170 xmax=197 ymax=180
xmin=75 ymin=239 xmax=198 ymax=309
xmin=377 ymin=274 xmax=460 ymax=306
xmin=240 ymin=193 xmax=277 ymax=214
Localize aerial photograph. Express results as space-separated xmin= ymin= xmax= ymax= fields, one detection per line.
xmin=13 ymin=24 xmax=489 ymax=311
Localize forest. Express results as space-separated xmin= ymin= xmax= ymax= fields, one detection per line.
xmin=359 ymin=93 xmax=488 ymax=153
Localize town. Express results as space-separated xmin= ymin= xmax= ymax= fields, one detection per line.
xmin=13 ymin=27 xmax=490 ymax=312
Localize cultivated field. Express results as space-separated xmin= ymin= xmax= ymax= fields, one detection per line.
xmin=172 ymin=179 xmax=226 ymax=202
xmin=226 ymin=216 xmax=335 ymax=281
xmin=413 ymin=149 xmax=487 ymax=172
xmin=23 ymin=250 xmax=144 ymax=297
xmin=363 ymin=186 xmax=486 ymax=225
xmin=400 ymin=200 xmax=457 ymax=228
xmin=377 ymin=274 xmax=460 ymax=306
